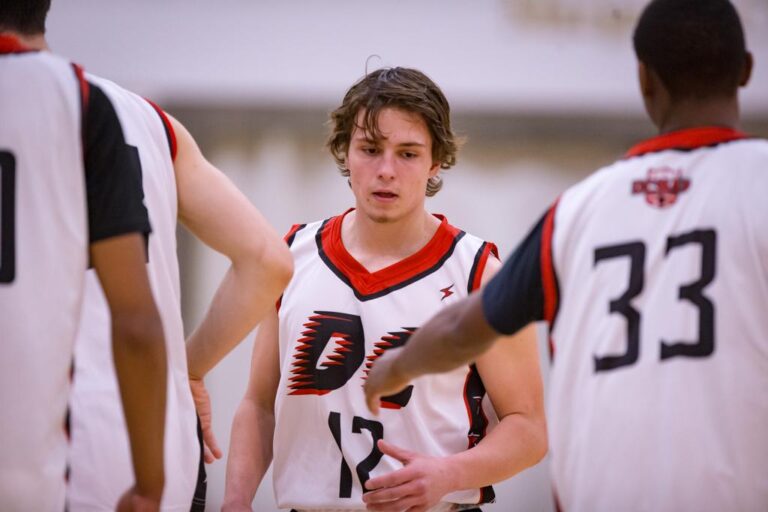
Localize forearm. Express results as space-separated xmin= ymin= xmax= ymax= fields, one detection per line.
xmin=187 ymin=258 xmax=289 ymax=378
xmin=395 ymin=295 xmax=498 ymax=381
xmin=223 ymin=397 xmax=275 ymax=507
xmin=112 ymin=314 xmax=168 ymax=499
xmin=443 ymin=413 xmax=547 ymax=491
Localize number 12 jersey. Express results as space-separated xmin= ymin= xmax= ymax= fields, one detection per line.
xmin=273 ymin=209 xmax=498 ymax=511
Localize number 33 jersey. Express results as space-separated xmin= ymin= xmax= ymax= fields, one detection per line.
xmin=483 ymin=127 xmax=768 ymax=511
xmin=273 ymin=209 xmax=498 ymax=511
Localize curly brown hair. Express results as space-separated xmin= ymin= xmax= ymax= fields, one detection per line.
xmin=327 ymin=67 xmax=461 ymax=197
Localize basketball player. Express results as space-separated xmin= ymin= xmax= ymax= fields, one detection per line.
xmin=364 ymin=1 xmax=768 ymax=510
xmin=66 ymin=78 xmax=293 ymax=511
xmin=13 ymin=13 xmax=294 ymax=512
xmin=223 ymin=67 xmax=547 ymax=512
xmin=0 ymin=2 xmax=167 ymax=511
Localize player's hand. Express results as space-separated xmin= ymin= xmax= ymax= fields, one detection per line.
xmin=189 ymin=376 xmax=222 ymax=463
xmin=362 ymin=439 xmax=455 ymax=512
xmin=364 ymin=348 xmax=411 ymax=415
xmin=116 ymin=486 xmax=162 ymax=512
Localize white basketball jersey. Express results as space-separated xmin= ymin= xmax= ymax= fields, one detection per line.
xmin=546 ymin=129 xmax=768 ymax=510
xmin=0 ymin=44 xmax=87 ymax=512
xmin=273 ymin=210 xmax=499 ymax=511
xmin=68 ymin=76 xmax=199 ymax=511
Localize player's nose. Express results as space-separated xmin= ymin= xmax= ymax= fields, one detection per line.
xmin=376 ymin=151 xmax=396 ymax=180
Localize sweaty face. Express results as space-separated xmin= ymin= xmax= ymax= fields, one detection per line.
xmin=346 ymin=107 xmax=439 ymax=224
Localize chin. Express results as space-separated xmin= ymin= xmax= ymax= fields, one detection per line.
xmin=368 ymin=212 xmax=397 ymax=223
xmin=360 ymin=207 xmax=398 ymax=224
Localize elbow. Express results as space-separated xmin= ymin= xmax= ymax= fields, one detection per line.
xmin=497 ymin=412 xmax=548 ymax=476
xmin=234 ymin=238 xmax=294 ymax=293
xmin=266 ymin=242 xmax=294 ymax=290
xmin=524 ymin=414 xmax=549 ymax=468
xmin=111 ymin=308 xmax=167 ymax=363
xmin=530 ymin=422 xmax=549 ymax=466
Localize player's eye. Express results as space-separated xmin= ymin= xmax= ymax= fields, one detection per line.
xmin=361 ymin=146 xmax=379 ymax=155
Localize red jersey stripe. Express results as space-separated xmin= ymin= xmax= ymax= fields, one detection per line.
xmin=319 ymin=209 xmax=463 ymax=298
xmin=144 ymin=99 xmax=178 ymax=162
xmin=625 ymin=126 xmax=747 ymax=158
xmin=0 ymin=34 xmax=33 ymax=54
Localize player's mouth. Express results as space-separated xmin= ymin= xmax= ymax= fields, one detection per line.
xmin=372 ymin=191 xmax=398 ymax=202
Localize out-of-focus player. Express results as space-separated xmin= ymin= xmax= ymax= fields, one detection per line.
xmin=223 ymin=67 xmax=547 ymax=512
xmin=67 ymin=80 xmax=293 ymax=510
xmin=365 ymin=1 xmax=768 ymax=510
xmin=0 ymin=1 xmax=168 ymax=510
xmin=17 ymin=9 xmax=294 ymax=512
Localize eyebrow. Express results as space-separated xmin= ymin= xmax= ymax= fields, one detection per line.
xmin=352 ymin=135 xmax=427 ymax=148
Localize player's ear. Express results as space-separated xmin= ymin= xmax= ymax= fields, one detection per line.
xmin=739 ymin=51 xmax=753 ymax=88
xmin=428 ymin=161 xmax=440 ymax=178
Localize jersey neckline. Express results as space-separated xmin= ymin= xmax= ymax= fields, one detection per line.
xmin=0 ymin=34 xmax=36 ymax=55
xmin=317 ymin=208 xmax=465 ymax=301
xmin=625 ymin=126 xmax=748 ymax=158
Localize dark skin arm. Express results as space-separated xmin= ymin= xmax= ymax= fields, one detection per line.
xmin=91 ymin=233 xmax=167 ymax=507
xmin=364 ymin=291 xmax=498 ymax=414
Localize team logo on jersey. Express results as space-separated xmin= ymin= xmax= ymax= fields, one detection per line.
xmin=440 ymin=284 xmax=455 ymax=301
xmin=632 ymin=167 xmax=691 ymax=208
xmin=288 ymin=311 xmax=365 ymax=395
xmin=363 ymin=328 xmax=417 ymax=409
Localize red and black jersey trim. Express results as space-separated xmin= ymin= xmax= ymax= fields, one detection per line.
xmin=625 ymin=126 xmax=748 ymax=158
xmin=316 ymin=210 xmax=466 ymax=302
xmin=463 ymin=364 xmax=496 ymax=505
xmin=541 ymin=200 xmax=560 ymax=359
xmin=71 ymin=63 xmax=90 ymax=144
xmin=276 ymin=223 xmax=307 ymax=311
xmin=467 ymin=242 xmax=500 ymax=293
xmin=481 ymin=200 xmax=563 ymax=358
xmin=284 ymin=223 xmax=306 ymax=247
xmin=144 ymin=99 xmax=178 ymax=162
xmin=0 ymin=34 xmax=37 ymax=54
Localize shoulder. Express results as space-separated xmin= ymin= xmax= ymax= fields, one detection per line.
xmin=85 ymin=72 xmax=147 ymax=113
xmin=284 ymin=217 xmax=332 ymax=248
xmin=441 ymin=221 xmax=500 ymax=292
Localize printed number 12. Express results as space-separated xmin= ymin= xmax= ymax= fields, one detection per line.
xmin=328 ymin=411 xmax=384 ymax=498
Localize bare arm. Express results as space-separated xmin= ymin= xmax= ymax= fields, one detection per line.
xmin=172 ymin=116 xmax=293 ymax=379
xmin=168 ymin=116 xmax=292 ymax=461
xmin=222 ymin=311 xmax=281 ymax=511
xmin=363 ymin=259 xmax=547 ymax=510
xmin=441 ymin=256 xmax=546 ymax=486
xmin=451 ymin=322 xmax=547 ymax=485
xmin=91 ymin=233 xmax=167 ymax=504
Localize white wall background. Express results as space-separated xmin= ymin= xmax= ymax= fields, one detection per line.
xmin=46 ymin=1 xmax=767 ymax=510
xmin=48 ymin=0 xmax=768 ymax=116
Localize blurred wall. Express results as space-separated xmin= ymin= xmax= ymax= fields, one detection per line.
xmin=46 ymin=1 xmax=767 ymax=510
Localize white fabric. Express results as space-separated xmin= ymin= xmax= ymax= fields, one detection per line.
xmin=0 ymin=51 xmax=87 ymax=512
xmin=548 ymin=139 xmax=768 ymax=511
xmin=67 ymin=76 xmax=199 ymax=511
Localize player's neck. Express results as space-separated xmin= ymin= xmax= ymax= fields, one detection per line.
xmin=656 ymin=96 xmax=741 ymax=134
xmin=341 ymin=208 xmax=441 ymax=273
xmin=2 ymin=31 xmax=49 ymax=51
